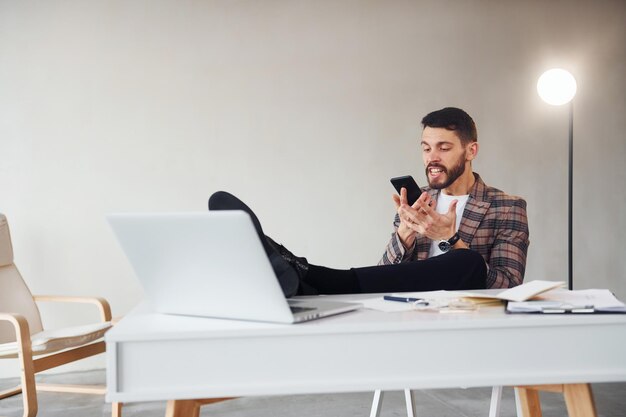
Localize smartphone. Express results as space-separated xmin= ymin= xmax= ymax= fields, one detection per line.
xmin=390 ymin=175 xmax=424 ymax=205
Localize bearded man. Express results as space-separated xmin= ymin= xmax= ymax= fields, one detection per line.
xmin=379 ymin=107 xmax=529 ymax=289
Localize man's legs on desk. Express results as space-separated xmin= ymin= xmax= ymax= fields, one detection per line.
xmin=209 ymin=191 xmax=487 ymax=296
xmin=306 ymin=249 xmax=486 ymax=294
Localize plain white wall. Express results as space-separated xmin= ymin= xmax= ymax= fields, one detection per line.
xmin=1 ymin=0 xmax=624 ymax=375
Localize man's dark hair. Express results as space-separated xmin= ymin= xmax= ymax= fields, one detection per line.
xmin=421 ymin=107 xmax=477 ymax=144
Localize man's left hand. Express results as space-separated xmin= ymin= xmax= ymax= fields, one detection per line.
xmin=410 ymin=194 xmax=457 ymax=241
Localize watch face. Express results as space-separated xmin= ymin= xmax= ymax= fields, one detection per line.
xmin=438 ymin=240 xmax=451 ymax=252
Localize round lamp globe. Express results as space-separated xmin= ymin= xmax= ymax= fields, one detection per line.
xmin=537 ymin=68 xmax=577 ymax=106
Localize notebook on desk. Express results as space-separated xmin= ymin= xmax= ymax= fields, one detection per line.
xmin=107 ymin=211 xmax=361 ymax=324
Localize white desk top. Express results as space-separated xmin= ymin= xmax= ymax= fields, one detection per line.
xmin=106 ymin=293 xmax=626 ymax=402
xmin=107 ymin=293 xmax=626 ymax=340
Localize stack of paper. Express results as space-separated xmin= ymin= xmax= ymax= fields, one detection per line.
xmin=363 ymin=280 xmax=626 ymax=314
xmin=507 ymin=288 xmax=626 ymax=314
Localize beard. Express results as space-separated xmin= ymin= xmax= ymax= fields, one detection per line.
xmin=426 ymin=153 xmax=467 ymax=190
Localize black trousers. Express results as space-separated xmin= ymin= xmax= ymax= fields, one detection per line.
xmin=301 ymin=249 xmax=487 ymax=295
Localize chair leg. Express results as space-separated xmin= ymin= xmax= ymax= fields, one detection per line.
xmin=370 ymin=390 xmax=417 ymax=417
xmin=489 ymin=386 xmax=503 ymax=417
xmin=370 ymin=390 xmax=384 ymax=417
xmin=16 ymin=327 xmax=38 ymax=417
xmin=20 ymin=369 xmax=38 ymax=417
xmin=404 ymin=389 xmax=417 ymax=417
xmin=36 ymin=383 xmax=106 ymax=394
xmin=0 ymin=383 xmax=35 ymax=417
xmin=0 ymin=385 xmax=23 ymax=399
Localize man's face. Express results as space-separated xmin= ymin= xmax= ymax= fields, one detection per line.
xmin=421 ymin=127 xmax=473 ymax=190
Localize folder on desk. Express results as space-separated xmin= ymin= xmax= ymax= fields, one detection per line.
xmin=459 ymin=280 xmax=565 ymax=303
xmin=505 ymin=289 xmax=626 ymax=314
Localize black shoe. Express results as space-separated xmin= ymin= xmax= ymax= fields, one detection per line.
xmin=266 ymin=236 xmax=309 ymax=281
xmin=208 ymin=191 xmax=271 ymax=255
xmin=208 ymin=191 xmax=300 ymax=297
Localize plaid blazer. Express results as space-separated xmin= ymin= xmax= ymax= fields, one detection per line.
xmin=379 ymin=173 xmax=530 ymax=289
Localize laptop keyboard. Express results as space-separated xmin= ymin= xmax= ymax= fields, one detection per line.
xmin=290 ymin=306 xmax=316 ymax=313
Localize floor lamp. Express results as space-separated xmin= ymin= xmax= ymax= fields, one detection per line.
xmin=537 ymin=68 xmax=577 ymax=290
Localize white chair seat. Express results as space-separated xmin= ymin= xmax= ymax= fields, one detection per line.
xmin=0 ymin=321 xmax=111 ymax=358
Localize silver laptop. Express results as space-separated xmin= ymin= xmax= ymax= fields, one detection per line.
xmin=107 ymin=211 xmax=361 ymax=324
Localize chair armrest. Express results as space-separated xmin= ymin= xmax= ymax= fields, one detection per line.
xmin=33 ymin=295 xmax=112 ymax=322
xmin=0 ymin=313 xmax=33 ymax=355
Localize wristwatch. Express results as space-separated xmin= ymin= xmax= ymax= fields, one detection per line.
xmin=438 ymin=232 xmax=461 ymax=252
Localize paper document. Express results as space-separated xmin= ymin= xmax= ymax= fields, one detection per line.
xmin=506 ymin=288 xmax=626 ymax=314
xmin=360 ymin=297 xmax=416 ymax=312
xmin=366 ymin=290 xmax=501 ymax=313
xmin=363 ymin=283 xmax=625 ymax=315
xmin=458 ymin=280 xmax=565 ymax=302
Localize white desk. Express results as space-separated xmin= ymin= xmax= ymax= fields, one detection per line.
xmin=106 ymin=294 xmax=626 ymax=407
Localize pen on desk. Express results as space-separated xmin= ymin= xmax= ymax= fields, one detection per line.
xmin=384 ymin=295 xmax=428 ymax=305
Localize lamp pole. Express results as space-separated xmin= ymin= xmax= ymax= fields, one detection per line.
xmin=568 ymin=100 xmax=573 ymax=290
xmin=537 ymin=68 xmax=577 ymax=290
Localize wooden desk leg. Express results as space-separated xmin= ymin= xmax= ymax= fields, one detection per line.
xmin=563 ymin=384 xmax=597 ymax=417
xmin=165 ymin=398 xmax=234 ymax=417
xmin=166 ymin=400 xmax=201 ymax=417
xmin=112 ymin=402 xmax=123 ymax=417
xmin=516 ymin=387 xmax=543 ymax=417
xmin=516 ymin=383 xmax=597 ymax=417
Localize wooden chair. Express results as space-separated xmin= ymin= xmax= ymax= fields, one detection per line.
xmin=0 ymin=213 xmax=121 ymax=417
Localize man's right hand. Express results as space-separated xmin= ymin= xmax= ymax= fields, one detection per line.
xmin=392 ymin=187 xmax=422 ymax=249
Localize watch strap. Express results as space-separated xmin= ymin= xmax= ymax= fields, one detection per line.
xmin=438 ymin=232 xmax=461 ymax=252
xmin=447 ymin=232 xmax=461 ymax=246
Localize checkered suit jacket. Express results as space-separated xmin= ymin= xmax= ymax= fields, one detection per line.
xmin=379 ymin=173 xmax=529 ymax=288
